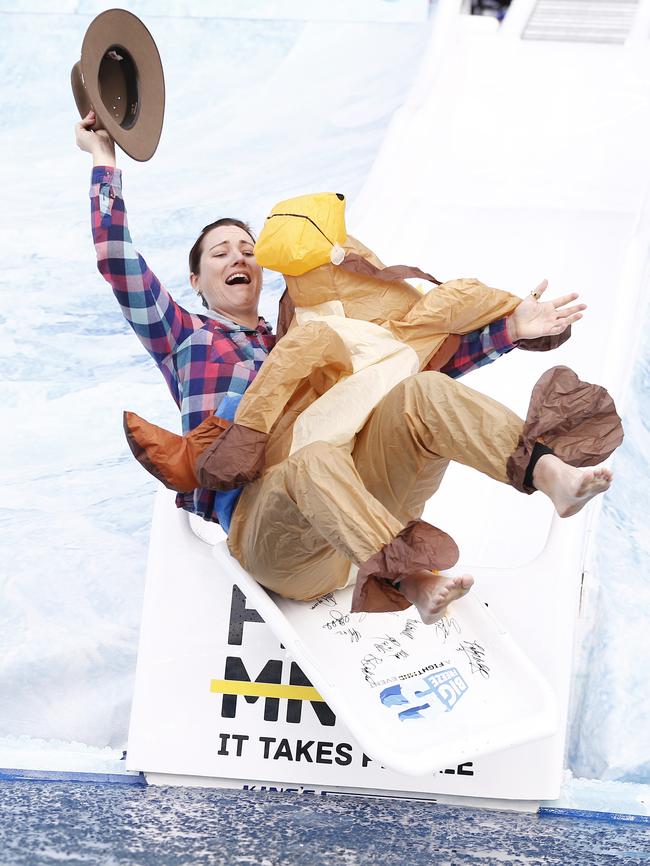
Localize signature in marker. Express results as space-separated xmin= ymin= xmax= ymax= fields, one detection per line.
xmin=400 ymin=618 xmax=420 ymax=641
xmin=311 ymin=592 xmax=337 ymax=610
xmin=360 ymin=653 xmax=383 ymax=685
xmin=433 ymin=616 xmax=461 ymax=643
xmin=457 ymin=640 xmax=490 ymax=679
xmin=322 ymin=609 xmax=350 ymax=631
xmin=336 ymin=627 xmax=361 ymax=643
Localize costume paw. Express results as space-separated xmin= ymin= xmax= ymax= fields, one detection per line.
xmin=195 ymin=423 xmax=268 ymax=491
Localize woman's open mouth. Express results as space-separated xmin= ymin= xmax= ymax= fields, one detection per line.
xmin=225 ymin=272 xmax=251 ymax=285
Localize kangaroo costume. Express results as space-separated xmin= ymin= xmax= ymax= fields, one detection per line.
xmin=126 ymin=194 xmax=623 ymax=613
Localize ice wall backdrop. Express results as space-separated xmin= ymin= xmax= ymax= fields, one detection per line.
xmin=0 ymin=0 xmax=648 ymax=788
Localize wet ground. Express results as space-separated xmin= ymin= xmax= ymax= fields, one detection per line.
xmin=1 ymin=780 xmax=649 ymax=865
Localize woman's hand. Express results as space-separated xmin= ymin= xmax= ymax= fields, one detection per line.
xmin=75 ymin=110 xmax=116 ymax=167
xmin=507 ymin=279 xmax=586 ymax=342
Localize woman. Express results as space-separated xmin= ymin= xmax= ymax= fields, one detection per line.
xmin=75 ymin=111 xmax=620 ymax=624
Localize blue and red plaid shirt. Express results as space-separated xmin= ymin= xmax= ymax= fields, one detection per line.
xmin=91 ymin=166 xmax=516 ymax=526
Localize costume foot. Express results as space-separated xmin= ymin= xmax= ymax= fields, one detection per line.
xmin=351 ymin=520 xmax=460 ymax=613
xmin=533 ymin=454 xmax=612 ymax=517
xmin=399 ymin=570 xmax=474 ymax=625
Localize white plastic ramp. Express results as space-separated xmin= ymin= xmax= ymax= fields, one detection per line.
xmin=211 ymin=544 xmax=557 ymax=777
xmin=127 ymin=488 xmax=560 ymax=802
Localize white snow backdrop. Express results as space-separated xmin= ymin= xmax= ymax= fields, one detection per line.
xmin=0 ymin=0 xmax=648 ymax=788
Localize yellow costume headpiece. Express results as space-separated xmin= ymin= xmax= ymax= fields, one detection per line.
xmin=254 ymin=192 xmax=347 ymax=276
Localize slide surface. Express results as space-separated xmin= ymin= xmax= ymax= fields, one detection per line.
xmin=127 ymin=3 xmax=650 ymax=799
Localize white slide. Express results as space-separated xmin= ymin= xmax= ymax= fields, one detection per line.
xmin=210 ymin=544 xmax=559 ymax=778
xmin=127 ymin=1 xmax=650 ymax=802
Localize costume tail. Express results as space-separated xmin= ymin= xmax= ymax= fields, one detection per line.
xmin=123 ymin=411 xmax=230 ymax=493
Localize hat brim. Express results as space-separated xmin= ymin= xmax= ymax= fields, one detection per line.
xmin=75 ymin=9 xmax=165 ymax=162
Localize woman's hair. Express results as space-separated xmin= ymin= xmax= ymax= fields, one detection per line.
xmin=189 ymin=218 xmax=256 ymax=309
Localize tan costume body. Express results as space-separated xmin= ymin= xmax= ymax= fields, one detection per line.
xmin=229 ymin=369 xmax=523 ymax=602
xmin=212 ymin=241 xmax=531 ymax=606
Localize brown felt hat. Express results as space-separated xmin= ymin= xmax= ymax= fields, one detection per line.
xmin=71 ymin=9 xmax=165 ymax=162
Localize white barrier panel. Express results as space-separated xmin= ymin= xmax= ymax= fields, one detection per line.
xmin=127 ymin=490 xmax=566 ymax=801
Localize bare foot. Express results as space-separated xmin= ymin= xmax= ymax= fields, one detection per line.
xmin=399 ymin=570 xmax=475 ymax=625
xmin=533 ymin=454 xmax=612 ymax=517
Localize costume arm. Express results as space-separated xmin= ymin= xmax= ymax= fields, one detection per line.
xmin=90 ymin=166 xmax=203 ymax=366
xmin=439 ymin=318 xmax=517 ymax=379
xmin=391 ymin=277 xmax=521 ymax=368
xmin=234 ymin=320 xmax=353 ymax=433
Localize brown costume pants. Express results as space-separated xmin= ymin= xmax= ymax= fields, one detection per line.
xmin=227 ymin=371 xmax=523 ymax=600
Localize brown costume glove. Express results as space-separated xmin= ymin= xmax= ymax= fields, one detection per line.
xmin=195 ymin=423 xmax=269 ymax=491
xmin=517 ymin=326 xmax=571 ymax=352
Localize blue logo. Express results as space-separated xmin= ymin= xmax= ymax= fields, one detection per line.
xmin=379 ymin=685 xmax=409 ymax=707
xmin=398 ymin=704 xmax=430 ymax=721
xmin=414 ymin=667 xmax=468 ymax=712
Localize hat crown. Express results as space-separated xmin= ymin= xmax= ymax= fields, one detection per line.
xmin=98 ymin=46 xmax=139 ymax=129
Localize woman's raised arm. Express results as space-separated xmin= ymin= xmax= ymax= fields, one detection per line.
xmin=77 ymin=112 xmax=203 ymax=391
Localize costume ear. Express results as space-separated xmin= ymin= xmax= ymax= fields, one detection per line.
xmin=123 ymin=411 xmax=229 ymax=493
xmin=276 ymin=287 xmax=295 ymax=340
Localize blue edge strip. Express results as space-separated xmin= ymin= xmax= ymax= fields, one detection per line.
xmin=0 ymin=768 xmax=146 ymax=786
xmin=538 ymin=807 xmax=650 ymax=826
xmin=0 ymin=769 xmax=648 ymax=825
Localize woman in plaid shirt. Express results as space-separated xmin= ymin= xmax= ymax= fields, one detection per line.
xmin=77 ymin=112 xmax=619 ymax=621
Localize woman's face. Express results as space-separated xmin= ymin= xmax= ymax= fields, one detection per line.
xmin=190 ymin=224 xmax=262 ymax=324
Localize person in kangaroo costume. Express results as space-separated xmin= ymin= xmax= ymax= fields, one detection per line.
xmin=125 ymin=193 xmax=623 ymax=622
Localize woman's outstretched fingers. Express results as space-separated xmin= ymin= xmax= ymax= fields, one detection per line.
xmin=551 ymin=291 xmax=579 ymax=307
xmin=552 ymin=294 xmax=587 ymax=318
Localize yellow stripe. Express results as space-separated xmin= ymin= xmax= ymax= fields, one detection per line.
xmin=210 ymin=679 xmax=324 ymax=701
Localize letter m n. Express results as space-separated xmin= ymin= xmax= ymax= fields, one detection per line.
xmin=217 ymin=656 xmax=283 ymax=721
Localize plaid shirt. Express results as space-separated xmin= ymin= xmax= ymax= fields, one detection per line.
xmin=91 ymin=166 xmax=515 ymax=526
xmin=439 ymin=319 xmax=515 ymax=378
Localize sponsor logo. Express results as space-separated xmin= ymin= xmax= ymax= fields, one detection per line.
xmin=379 ymin=667 xmax=469 ymax=720
xmin=415 ymin=667 xmax=468 ymax=712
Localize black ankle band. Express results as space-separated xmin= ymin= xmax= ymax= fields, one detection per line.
xmin=524 ymin=442 xmax=555 ymax=490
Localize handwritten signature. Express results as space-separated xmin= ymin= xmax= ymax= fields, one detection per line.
xmin=400 ymin=618 xmax=420 ymax=641
xmin=371 ymin=634 xmax=409 ymax=662
xmin=311 ymin=592 xmax=337 ymax=610
xmin=322 ymin=610 xmax=350 ymax=631
xmin=457 ymin=640 xmax=490 ymax=679
xmin=433 ymin=616 xmax=462 ymax=643
xmin=361 ymin=653 xmax=383 ymax=685
xmin=335 ymin=627 xmax=361 ymax=643
xmin=373 ymin=634 xmax=401 ymax=654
